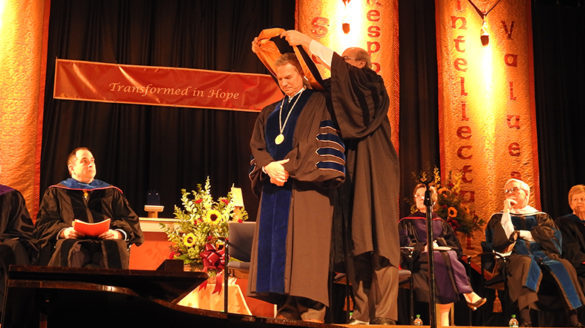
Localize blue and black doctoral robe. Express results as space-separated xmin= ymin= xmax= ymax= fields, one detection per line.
xmin=34 ymin=178 xmax=144 ymax=269
xmin=248 ymin=89 xmax=345 ymax=306
xmin=486 ymin=210 xmax=585 ymax=310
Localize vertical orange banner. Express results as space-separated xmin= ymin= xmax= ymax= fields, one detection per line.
xmin=435 ymin=0 xmax=539 ymax=240
xmin=0 ymin=0 xmax=49 ymax=217
xmin=295 ymin=0 xmax=400 ymax=151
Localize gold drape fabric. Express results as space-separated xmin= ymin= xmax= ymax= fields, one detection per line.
xmin=0 ymin=0 xmax=50 ymax=218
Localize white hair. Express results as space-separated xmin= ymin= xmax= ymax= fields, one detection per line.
xmin=505 ymin=178 xmax=530 ymax=198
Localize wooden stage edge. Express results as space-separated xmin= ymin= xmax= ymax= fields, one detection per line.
xmin=4 ymin=265 xmax=551 ymax=328
xmin=137 ymin=303 xmax=517 ymax=328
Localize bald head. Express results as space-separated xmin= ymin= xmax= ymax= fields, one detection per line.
xmin=341 ymin=47 xmax=371 ymax=69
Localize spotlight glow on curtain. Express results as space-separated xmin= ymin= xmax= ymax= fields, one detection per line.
xmin=0 ymin=0 xmax=50 ymax=217
xmin=295 ymin=0 xmax=400 ymax=151
xmin=435 ymin=0 xmax=539 ymax=244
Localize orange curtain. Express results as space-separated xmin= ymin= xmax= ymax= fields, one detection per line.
xmin=435 ymin=0 xmax=539 ymax=249
xmin=295 ymin=0 xmax=400 ymax=151
xmin=0 ymin=0 xmax=50 ymax=218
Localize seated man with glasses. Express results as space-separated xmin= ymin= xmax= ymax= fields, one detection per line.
xmin=556 ymin=185 xmax=585 ymax=291
xmin=486 ymin=178 xmax=585 ymax=327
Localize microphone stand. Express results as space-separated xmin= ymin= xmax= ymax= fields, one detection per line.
xmin=421 ymin=177 xmax=437 ymax=328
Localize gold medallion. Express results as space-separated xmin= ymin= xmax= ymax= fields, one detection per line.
xmin=275 ymin=134 xmax=284 ymax=145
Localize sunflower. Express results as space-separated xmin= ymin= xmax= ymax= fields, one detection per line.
xmin=448 ymin=207 xmax=458 ymax=218
xmin=204 ymin=209 xmax=223 ymax=224
xmin=183 ymin=233 xmax=196 ymax=247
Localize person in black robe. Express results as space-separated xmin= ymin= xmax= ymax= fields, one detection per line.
xmin=281 ymin=30 xmax=400 ymax=325
xmin=0 ymin=184 xmax=36 ymax=265
xmin=556 ymin=185 xmax=585 ymax=294
xmin=0 ymin=182 xmax=38 ymax=325
xmin=247 ymin=51 xmax=345 ymax=323
xmin=34 ymin=147 xmax=143 ymax=269
xmin=400 ymin=184 xmax=485 ymax=326
xmin=486 ymin=178 xmax=585 ymax=327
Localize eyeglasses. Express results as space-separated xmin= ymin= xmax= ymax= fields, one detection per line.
xmin=342 ymin=55 xmax=357 ymax=61
xmin=504 ymin=186 xmax=523 ymax=194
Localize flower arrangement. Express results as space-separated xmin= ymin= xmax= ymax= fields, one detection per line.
xmin=411 ymin=168 xmax=485 ymax=235
xmin=161 ymin=177 xmax=248 ymax=273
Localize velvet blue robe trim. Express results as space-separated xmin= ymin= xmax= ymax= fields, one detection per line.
xmin=256 ymin=183 xmax=291 ymax=293
xmin=316 ymin=161 xmax=346 ymax=174
xmin=59 ymin=178 xmax=111 ymax=190
xmin=256 ymin=90 xmax=312 ymax=294
xmin=317 ymin=147 xmax=346 ymax=160
xmin=317 ymin=133 xmax=344 ymax=148
xmin=510 ymin=214 xmax=582 ymax=307
xmin=544 ymin=259 xmax=583 ymax=309
xmin=319 ymin=120 xmax=340 ymax=130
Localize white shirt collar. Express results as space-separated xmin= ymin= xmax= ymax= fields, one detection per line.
xmin=287 ymin=87 xmax=306 ymax=101
xmin=511 ymin=205 xmax=539 ymax=215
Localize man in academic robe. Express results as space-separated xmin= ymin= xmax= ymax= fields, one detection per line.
xmin=247 ymin=51 xmax=346 ymax=322
xmin=0 ymin=181 xmax=37 ymax=325
xmin=0 ymin=184 xmax=36 ymax=265
xmin=281 ymin=30 xmax=400 ymax=325
xmin=486 ymin=178 xmax=585 ymax=327
xmin=34 ymin=147 xmax=143 ymax=269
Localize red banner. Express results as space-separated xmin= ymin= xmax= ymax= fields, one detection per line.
xmin=53 ymin=59 xmax=283 ymax=112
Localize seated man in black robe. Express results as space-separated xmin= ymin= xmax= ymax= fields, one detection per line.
xmin=34 ymin=147 xmax=143 ymax=269
xmin=486 ymin=178 xmax=585 ymax=327
xmin=0 ymin=180 xmax=37 ymax=323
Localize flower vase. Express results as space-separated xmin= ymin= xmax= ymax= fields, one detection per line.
xmin=466 ymin=234 xmax=472 ymax=249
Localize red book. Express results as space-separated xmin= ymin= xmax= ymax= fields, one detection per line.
xmin=73 ymin=219 xmax=110 ymax=237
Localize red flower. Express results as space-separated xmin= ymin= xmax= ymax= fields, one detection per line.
xmin=195 ymin=198 xmax=203 ymax=204
xmin=221 ymin=198 xmax=229 ymax=205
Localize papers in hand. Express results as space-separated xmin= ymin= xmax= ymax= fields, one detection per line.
xmin=73 ymin=219 xmax=110 ymax=237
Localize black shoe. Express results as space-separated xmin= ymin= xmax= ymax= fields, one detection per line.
xmin=370 ymin=317 xmax=396 ymax=325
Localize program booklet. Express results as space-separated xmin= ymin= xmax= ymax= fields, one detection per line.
xmin=73 ymin=219 xmax=111 ymax=237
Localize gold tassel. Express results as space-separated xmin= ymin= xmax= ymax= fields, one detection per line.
xmin=492 ymin=292 xmax=502 ymax=313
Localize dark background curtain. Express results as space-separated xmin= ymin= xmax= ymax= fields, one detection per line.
xmin=533 ymin=0 xmax=585 ymax=218
xmin=41 ymin=0 xmax=584 ymax=222
xmin=41 ymin=0 xmax=296 ymax=220
xmin=398 ymin=0 xmax=440 ymax=216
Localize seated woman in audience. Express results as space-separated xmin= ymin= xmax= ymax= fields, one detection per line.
xmin=399 ymin=183 xmax=486 ymax=326
xmin=556 ymin=184 xmax=585 ymax=289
